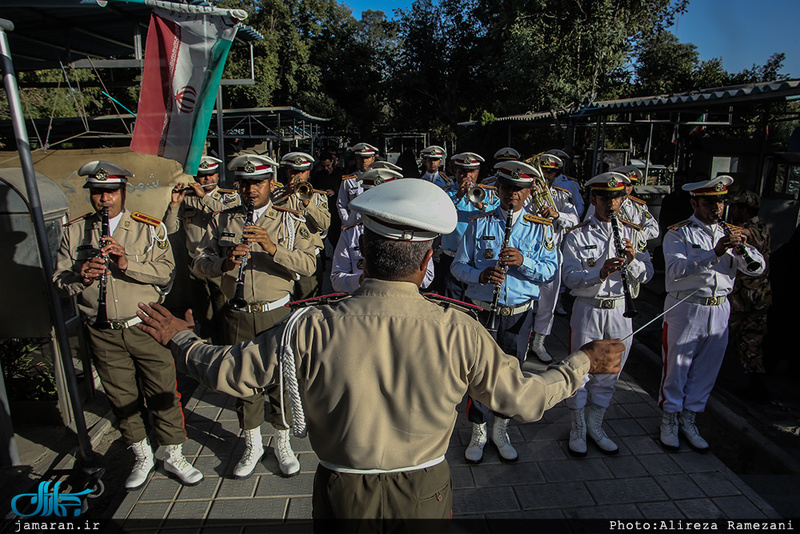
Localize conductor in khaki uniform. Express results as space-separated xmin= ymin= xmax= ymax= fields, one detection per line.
xmin=275 ymin=151 xmax=331 ymax=300
xmin=163 ymin=156 xmax=239 ymax=341
xmin=137 ymin=178 xmax=624 ymax=523
xmin=192 ymin=154 xmax=316 ymax=479
xmin=53 ymin=161 xmax=202 ymax=490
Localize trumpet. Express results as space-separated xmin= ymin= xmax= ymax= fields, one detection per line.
xmin=468 ymin=184 xmax=496 ymax=206
xmin=294 ymin=181 xmax=326 ymax=201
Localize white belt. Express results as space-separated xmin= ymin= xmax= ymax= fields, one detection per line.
xmin=319 ymin=455 xmax=445 ymax=475
xmin=107 ymin=316 xmax=143 ymax=330
xmin=471 ymin=299 xmax=532 ymax=316
xmin=577 ymin=296 xmax=625 ymax=310
xmin=669 ymin=292 xmax=727 ymax=306
xmin=237 ymin=294 xmax=291 ymax=313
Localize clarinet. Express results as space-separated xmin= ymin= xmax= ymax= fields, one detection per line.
xmin=228 ymin=198 xmax=256 ymax=311
xmin=93 ymin=207 xmax=111 ymax=329
xmin=714 ymin=213 xmax=762 ymax=272
xmin=486 ymin=209 xmax=515 ymax=333
xmin=609 ymin=210 xmax=638 ymax=319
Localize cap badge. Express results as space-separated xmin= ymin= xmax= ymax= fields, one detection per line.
xmin=374 ymin=177 xmax=385 ymax=186
xmin=715 ymin=182 xmax=725 ymax=192
xmin=294 ymin=157 xmax=304 ymax=166
xmin=199 ymin=161 xmax=210 ymax=170
xmin=95 ymin=168 xmax=109 ymax=181
xmin=512 ymin=169 xmax=521 ymax=180
xmin=607 ymin=177 xmax=618 ymax=187
xmin=484 ymin=248 xmax=494 ymax=259
xmin=466 ymin=157 xmax=476 ymax=165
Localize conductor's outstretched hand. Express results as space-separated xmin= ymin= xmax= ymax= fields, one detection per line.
xmin=581 ymin=339 xmax=624 ymax=375
xmin=137 ymin=302 xmax=194 ymax=347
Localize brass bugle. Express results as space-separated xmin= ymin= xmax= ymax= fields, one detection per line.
xmin=295 ymin=181 xmax=326 ymax=200
xmin=468 ymin=183 xmax=496 ymax=205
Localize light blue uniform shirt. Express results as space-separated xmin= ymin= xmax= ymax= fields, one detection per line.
xmin=451 ymin=208 xmax=558 ymax=306
xmin=441 ymin=184 xmax=501 ymax=253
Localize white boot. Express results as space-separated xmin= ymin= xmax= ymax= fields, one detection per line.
xmin=530 ymin=332 xmax=553 ymax=363
xmin=233 ymin=427 xmax=264 ymax=479
xmin=660 ymin=412 xmax=680 ymax=451
xmin=163 ymin=443 xmax=204 ymax=486
xmin=679 ymin=410 xmax=709 ymax=452
xmin=464 ymin=423 xmax=487 ymax=464
xmin=586 ymin=405 xmax=618 ymax=454
xmin=274 ymin=429 xmax=300 ymax=477
xmin=125 ymin=438 xmax=154 ymax=491
xmin=491 ymin=418 xmax=518 ymax=462
xmin=568 ymin=408 xmax=587 ymax=457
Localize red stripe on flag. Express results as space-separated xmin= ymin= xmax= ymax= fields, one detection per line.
xmin=130 ymin=13 xmax=181 ymax=156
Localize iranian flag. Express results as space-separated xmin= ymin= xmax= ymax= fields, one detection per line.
xmin=131 ymin=8 xmax=238 ymax=175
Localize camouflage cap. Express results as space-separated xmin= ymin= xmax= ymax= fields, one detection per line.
xmin=730 ymin=190 xmax=760 ymax=209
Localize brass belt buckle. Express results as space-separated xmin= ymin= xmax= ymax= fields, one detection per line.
xmin=499 ymin=307 xmax=512 ymax=316
xmin=600 ymin=299 xmax=614 ymax=309
xmin=707 ymin=296 xmax=718 ymax=306
xmin=109 ymin=320 xmax=123 ymax=330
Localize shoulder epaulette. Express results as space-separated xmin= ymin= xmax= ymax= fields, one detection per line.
xmin=469 ymin=212 xmax=495 ymax=222
xmin=552 ymin=186 xmax=570 ymax=194
xmin=342 ymin=173 xmax=357 ymax=181
xmin=629 ymin=196 xmax=647 ymax=205
xmin=63 ymin=212 xmax=92 ymax=227
xmin=567 ymin=220 xmax=591 ymax=233
xmin=621 ymin=219 xmax=644 ymax=232
xmin=131 ymin=211 xmax=162 ymax=226
xmin=275 ymin=206 xmax=301 ymax=216
xmin=287 ymin=293 xmax=350 ymax=309
xmin=523 ymin=214 xmax=553 ymax=226
xmin=423 ymin=293 xmax=482 ymax=319
xmin=668 ymin=219 xmax=692 ymax=231
xmin=438 ymin=171 xmax=452 ymax=183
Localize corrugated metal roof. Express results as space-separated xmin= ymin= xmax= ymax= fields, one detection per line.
xmin=495 ymin=79 xmax=800 ymax=123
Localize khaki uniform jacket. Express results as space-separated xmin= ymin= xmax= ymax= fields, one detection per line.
xmin=53 ymin=210 xmax=174 ymax=321
xmin=278 ymin=192 xmax=330 ymax=251
xmin=163 ymin=188 xmax=240 ymax=258
xmin=170 ymin=279 xmax=590 ymax=470
xmin=192 ymin=203 xmax=316 ymax=302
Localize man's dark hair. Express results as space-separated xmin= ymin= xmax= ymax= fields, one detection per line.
xmin=361 ymin=228 xmax=431 ymax=280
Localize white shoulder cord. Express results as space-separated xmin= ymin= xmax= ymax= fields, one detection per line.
xmin=281 ymin=211 xmax=306 ymax=281
xmin=143 ymin=221 xmax=169 ymax=255
xmin=278 ymin=307 xmax=312 ymax=438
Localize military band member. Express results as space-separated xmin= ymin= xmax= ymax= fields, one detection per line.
xmin=435 ymin=151 xmax=499 ymax=299
xmin=527 ymin=153 xmax=580 ymax=363
xmin=562 ymin=172 xmax=654 ymax=456
xmin=583 ymin=166 xmax=660 ymax=240
xmin=727 ymin=190 xmax=772 ymax=402
xmin=54 ymin=161 xmax=202 ymax=490
xmin=164 ymin=156 xmax=239 ymax=341
xmin=193 ymin=155 xmax=316 ymax=478
xmin=545 ymin=148 xmax=585 ymax=217
xmin=336 ymin=142 xmax=379 ymax=227
xmin=419 ymin=145 xmax=450 ymax=187
xmin=659 ymin=175 xmax=764 ymax=452
xmin=331 ymin=169 xmax=435 ymax=293
xmin=451 ymin=160 xmax=559 ymax=463
xmin=277 ymin=152 xmax=331 ymax=300
xmin=137 ymin=178 xmax=624 ymax=522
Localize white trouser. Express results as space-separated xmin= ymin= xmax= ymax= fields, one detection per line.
xmin=565 ymin=299 xmax=632 ymax=410
xmin=533 ymin=253 xmax=562 ymax=336
xmin=659 ymin=295 xmax=730 ymax=414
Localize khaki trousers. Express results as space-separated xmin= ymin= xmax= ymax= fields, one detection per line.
xmin=221 ymin=304 xmax=291 ymax=430
xmin=312 ymin=460 xmax=452 ymax=526
xmin=87 ymin=324 xmax=186 ymax=445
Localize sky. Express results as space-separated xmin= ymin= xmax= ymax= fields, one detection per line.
xmin=341 ymin=0 xmax=799 ymax=78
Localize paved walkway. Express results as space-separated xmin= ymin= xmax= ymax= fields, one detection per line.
xmin=110 ymin=312 xmax=780 ymax=532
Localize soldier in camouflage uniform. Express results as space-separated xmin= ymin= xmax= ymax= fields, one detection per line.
xmin=728 ymin=190 xmax=772 ymax=401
